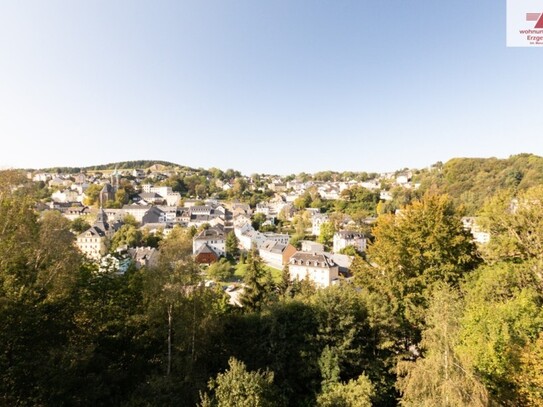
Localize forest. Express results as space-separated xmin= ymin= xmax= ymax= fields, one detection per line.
xmin=1 ymin=167 xmax=543 ymax=406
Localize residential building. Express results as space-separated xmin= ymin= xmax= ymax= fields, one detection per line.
xmin=288 ymin=252 xmax=339 ymax=288
xmin=76 ymin=209 xmax=117 ymax=260
xmin=332 ymin=231 xmax=368 ymax=254
xmin=259 ymin=240 xmax=297 ymax=269
xmin=128 ymin=247 xmax=159 ymax=269
xmin=192 ymin=226 xmax=226 ymax=257
xmin=194 ymin=244 xmax=221 ymax=264
xmin=300 ymin=241 xmax=325 ymax=253
xmin=311 ymin=213 xmax=329 ymax=236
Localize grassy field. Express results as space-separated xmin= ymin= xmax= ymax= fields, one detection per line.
xmin=233 ymin=262 xmax=283 ymax=283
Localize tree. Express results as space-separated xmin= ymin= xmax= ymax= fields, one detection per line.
xmin=239 ymin=249 xmax=272 ymax=312
xmin=122 ymin=213 xmax=139 ymax=227
xmin=206 ymin=259 xmax=234 ymax=281
xmin=479 ymin=186 xmax=543 ymax=265
xmin=0 ymin=196 xmax=81 ymax=302
xmin=252 ymin=213 xmax=267 ymax=231
xmin=199 ymin=357 xmax=277 ymax=407
xmin=145 ymin=227 xmax=200 ymax=376
xmin=354 ymin=193 xmax=480 ymax=337
xmin=225 ymin=232 xmax=240 ymax=260
xmin=279 ymin=264 xmax=292 ymax=297
xmin=293 ymin=192 xmax=312 ymax=210
xmin=71 ymin=216 xmax=91 ymax=233
xmin=397 ymin=284 xmax=488 ymax=407
xmin=317 ymin=221 xmax=335 ymax=247
xmin=291 ymin=211 xmax=311 ymax=237
xmin=339 ymin=245 xmax=362 ymax=257
xmin=83 ymin=184 xmax=103 ymax=206
xmin=110 ymin=224 xmax=143 ymax=251
xmin=515 ymin=331 xmax=543 ymax=406
xmin=457 ymin=262 xmax=543 ymax=404
xmin=317 ymin=374 xmax=374 ymax=407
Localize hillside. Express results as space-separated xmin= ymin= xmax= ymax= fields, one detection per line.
xmin=39 ymin=160 xmax=183 ymax=173
xmin=414 ymin=153 xmax=543 ymax=214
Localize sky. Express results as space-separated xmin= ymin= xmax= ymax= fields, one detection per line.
xmin=1 ymin=0 xmax=542 ymax=175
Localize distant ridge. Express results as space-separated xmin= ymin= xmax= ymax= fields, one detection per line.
xmin=37 ymin=160 xmax=185 ymax=173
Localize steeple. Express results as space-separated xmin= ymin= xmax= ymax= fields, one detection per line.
xmin=111 ymin=166 xmax=120 ymax=192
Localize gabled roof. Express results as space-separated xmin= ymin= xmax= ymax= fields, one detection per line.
xmin=193 ymin=226 xmax=225 ymax=241
xmin=195 ymin=243 xmax=220 ymax=257
xmin=290 ymin=252 xmax=336 ymax=268
xmin=260 ymin=240 xmax=287 ymax=254
xmin=335 ymin=230 xmax=367 ymax=239
xmin=128 ymin=247 xmax=158 ymax=262
xmin=79 ymin=225 xmax=106 ymax=238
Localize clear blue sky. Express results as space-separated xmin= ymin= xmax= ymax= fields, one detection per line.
xmin=1 ymin=1 xmax=542 ymax=175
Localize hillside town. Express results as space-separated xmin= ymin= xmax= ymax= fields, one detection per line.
xmin=27 ymin=162 xmax=490 ymax=292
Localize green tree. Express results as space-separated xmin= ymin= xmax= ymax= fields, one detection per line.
xmin=110 ymin=224 xmax=143 ymax=251
xmin=252 ymin=212 xmax=267 ymax=231
xmin=199 ymin=357 xmax=277 ymax=407
xmin=317 ymin=374 xmax=374 ymax=407
xmin=122 ymin=213 xmax=139 ymax=226
xmin=317 ymin=221 xmax=335 ymax=247
xmin=355 ymin=193 xmax=480 ymax=337
xmin=515 ymin=331 xmax=543 ymax=406
xmin=293 ymin=192 xmax=312 ymax=210
xmin=457 ymin=262 xmax=543 ymax=404
xmin=279 ymin=263 xmax=292 ymax=297
xmin=239 ymin=249 xmax=272 ymax=312
xmin=479 ymin=186 xmax=543 ymax=264
xmin=83 ymin=184 xmax=103 ymax=206
xmin=397 ymin=284 xmax=488 ymax=407
xmin=145 ymin=227 xmax=201 ymax=376
xmin=71 ymin=216 xmax=91 ymax=233
xmin=225 ymin=231 xmax=240 ymax=260
xmin=206 ymin=258 xmax=234 ymax=281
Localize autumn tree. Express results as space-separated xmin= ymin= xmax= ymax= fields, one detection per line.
xmin=515 ymin=331 xmax=543 ymax=406
xmin=354 ymin=193 xmax=480 ymax=344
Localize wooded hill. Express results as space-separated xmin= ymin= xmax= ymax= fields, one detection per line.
xmin=38 ymin=160 xmax=182 ymax=173
xmin=413 ymin=154 xmax=543 ymax=214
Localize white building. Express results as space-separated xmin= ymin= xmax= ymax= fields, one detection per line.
xmin=76 ymin=209 xmax=116 ymax=260
xmin=312 ymin=213 xmax=329 ymax=236
xmin=192 ymin=227 xmax=226 ymax=257
xmin=333 ymin=231 xmax=368 ymax=254
xmin=289 ymin=252 xmax=339 ymax=288
xmin=51 ymin=189 xmax=81 ymax=203
xmin=122 ymin=205 xmax=154 ymax=223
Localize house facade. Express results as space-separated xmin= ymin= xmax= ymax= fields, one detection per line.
xmin=76 ymin=209 xmax=116 ymax=260
xmin=192 ymin=226 xmax=226 ymax=257
xmin=332 ymin=231 xmax=368 ymax=254
xmin=288 ymin=252 xmax=339 ymax=288
xmin=258 ymin=240 xmax=297 ymax=269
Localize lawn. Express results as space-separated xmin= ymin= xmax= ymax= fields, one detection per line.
xmin=234 ymin=262 xmax=283 ymax=284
